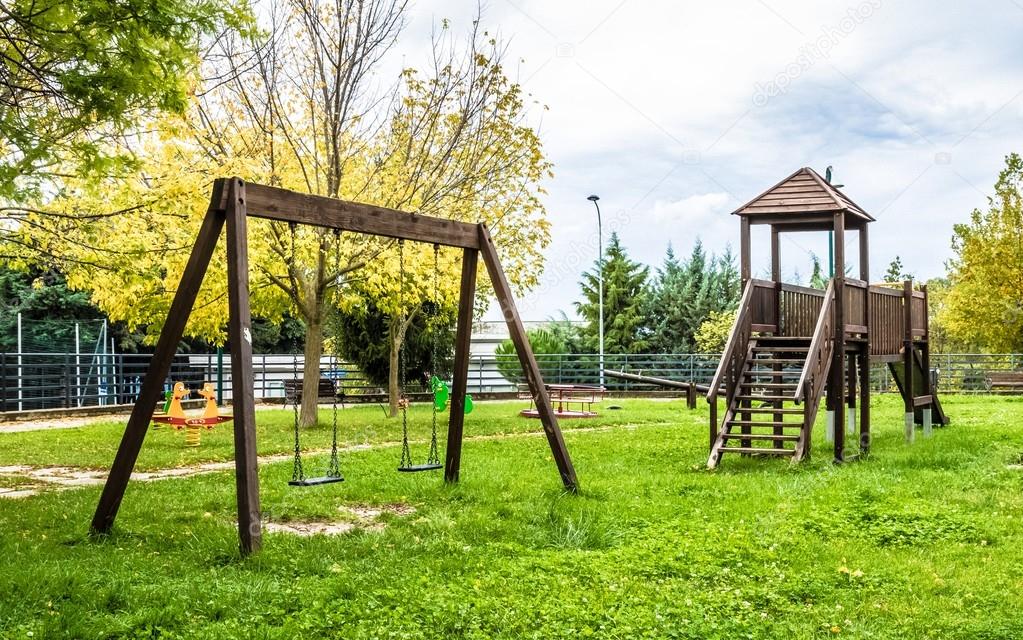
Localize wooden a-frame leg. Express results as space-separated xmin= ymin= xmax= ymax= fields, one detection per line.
xmin=91 ymin=184 xmax=227 ymax=536
xmin=225 ymin=178 xmax=262 ymax=556
xmin=477 ymin=225 xmax=578 ymax=491
xmin=444 ymin=248 xmax=478 ymax=483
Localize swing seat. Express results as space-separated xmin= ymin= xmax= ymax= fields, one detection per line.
xmin=397 ymin=463 xmax=443 ymax=473
xmin=289 ymin=475 xmax=344 ymax=487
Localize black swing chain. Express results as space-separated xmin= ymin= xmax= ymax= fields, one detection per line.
xmin=288 ymin=223 xmax=305 ymax=483
xmin=327 ymin=230 xmax=343 ymax=479
xmin=291 ymin=343 xmax=304 ymax=483
xmin=398 ymin=240 xmax=414 ymax=470
xmin=427 ymin=243 xmax=440 ymax=466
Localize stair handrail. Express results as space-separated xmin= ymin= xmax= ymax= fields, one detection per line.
xmin=793 ymin=280 xmax=835 ymax=404
xmin=707 ymin=279 xmax=756 ymax=404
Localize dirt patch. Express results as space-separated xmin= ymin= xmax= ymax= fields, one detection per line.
xmin=261 ymin=503 xmax=416 ymax=537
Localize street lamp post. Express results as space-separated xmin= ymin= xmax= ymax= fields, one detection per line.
xmin=587 ymin=195 xmax=604 ymax=389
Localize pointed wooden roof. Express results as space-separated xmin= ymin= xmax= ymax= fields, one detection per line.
xmin=732 ymin=167 xmax=874 ymax=222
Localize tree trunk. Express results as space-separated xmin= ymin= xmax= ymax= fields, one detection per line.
xmin=388 ymin=329 xmax=400 ymax=417
xmin=300 ymin=318 xmax=323 ymax=427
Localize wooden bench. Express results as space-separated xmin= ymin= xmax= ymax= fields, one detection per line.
xmin=283 ymin=377 xmax=342 ymax=408
xmin=986 ymin=371 xmax=1023 ymax=394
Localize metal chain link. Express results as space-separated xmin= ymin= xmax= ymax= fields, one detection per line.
xmin=398 ymin=239 xmax=413 ymax=469
xmin=291 ymin=350 xmax=304 ymax=483
xmin=427 ymin=243 xmax=440 ymax=466
xmin=328 ymin=230 xmax=343 ymax=479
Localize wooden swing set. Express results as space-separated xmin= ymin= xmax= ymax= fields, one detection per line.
xmin=90 ymin=177 xmax=578 ymax=555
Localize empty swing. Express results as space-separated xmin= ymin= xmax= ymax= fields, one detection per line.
xmin=288 ymin=227 xmax=345 ymax=487
xmin=397 ymin=240 xmax=443 ymax=473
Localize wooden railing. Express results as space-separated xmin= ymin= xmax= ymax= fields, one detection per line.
xmin=750 ymin=279 xmax=778 ymax=332
xmin=868 ymin=281 xmax=928 ymax=356
xmin=779 ymin=283 xmax=825 ymax=337
xmin=793 ymin=281 xmax=835 ymax=405
xmin=707 ymin=280 xmax=771 ymax=446
xmin=844 ymin=278 xmax=868 ymax=333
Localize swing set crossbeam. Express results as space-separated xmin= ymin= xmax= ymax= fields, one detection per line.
xmin=90 ymin=177 xmax=577 ymax=557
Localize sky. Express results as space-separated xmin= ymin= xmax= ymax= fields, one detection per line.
xmin=390 ymin=0 xmax=1023 ymax=321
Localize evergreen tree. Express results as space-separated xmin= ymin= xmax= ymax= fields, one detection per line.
xmin=644 ymin=240 xmax=743 ymax=353
xmin=883 ymin=256 xmax=913 ymax=283
xmin=575 ymin=232 xmax=649 ymax=353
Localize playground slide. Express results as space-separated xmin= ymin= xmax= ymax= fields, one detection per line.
xmin=887 ymin=349 xmax=948 ymax=426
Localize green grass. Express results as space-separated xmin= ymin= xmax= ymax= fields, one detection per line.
xmin=2 ymin=395 xmax=1023 ymax=638
xmin=0 ymin=400 xmax=684 ymax=471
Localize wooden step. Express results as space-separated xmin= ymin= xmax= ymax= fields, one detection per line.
xmin=722 ymin=433 xmax=801 ymax=441
xmin=754 ymin=336 xmax=811 ymax=343
xmin=753 ymin=346 xmax=810 ymax=353
xmin=734 ymin=395 xmax=793 ymax=402
xmin=727 ymin=420 xmax=803 ymax=428
xmin=740 ymin=382 xmax=797 ymax=389
xmin=749 ymin=358 xmax=806 ymax=365
xmin=743 ymin=370 xmax=800 ymax=377
xmin=718 ymin=446 xmax=795 ymax=456
xmin=731 ymin=407 xmax=804 ymax=415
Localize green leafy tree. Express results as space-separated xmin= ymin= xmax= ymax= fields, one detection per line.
xmin=884 ymin=256 xmax=913 ymax=283
xmin=0 ymin=0 xmax=253 ymax=201
xmin=494 ymin=328 xmax=566 ymax=384
xmin=333 ymin=298 xmax=455 ymax=393
xmin=694 ymin=310 xmax=736 ymax=353
xmin=942 ymin=153 xmax=1023 ymax=352
xmin=575 ymin=232 xmax=649 ymax=354
xmin=644 ymin=241 xmax=741 ymax=353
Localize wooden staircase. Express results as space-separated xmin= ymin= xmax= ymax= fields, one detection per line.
xmin=708 ymin=337 xmax=813 ymax=467
xmin=708 ymin=280 xmax=835 ymax=469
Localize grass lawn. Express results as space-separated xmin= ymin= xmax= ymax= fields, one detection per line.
xmin=1 ymin=395 xmax=1022 ymax=638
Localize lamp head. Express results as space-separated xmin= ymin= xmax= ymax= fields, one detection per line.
xmin=587 ymin=195 xmax=600 ymax=202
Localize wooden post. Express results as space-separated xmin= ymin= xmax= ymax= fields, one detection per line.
xmin=832 ymin=212 xmax=846 ymax=462
xmin=859 ymin=223 xmax=871 ymax=451
xmin=859 ymin=347 xmax=870 ymax=455
xmin=478 ymin=225 xmax=577 ymax=491
xmin=225 ymin=178 xmax=262 ymax=555
xmin=903 ymin=279 xmax=915 ymax=443
xmin=91 ymin=185 xmax=226 ymax=535
xmin=740 ymin=217 xmax=751 ymax=283
xmin=444 ymin=248 xmax=478 ymax=483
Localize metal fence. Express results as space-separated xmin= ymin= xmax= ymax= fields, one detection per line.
xmin=1 ymin=351 xmax=1021 ymax=413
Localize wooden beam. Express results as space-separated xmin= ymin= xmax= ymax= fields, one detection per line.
xmin=225 ymin=178 xmax=262 ymax=555
xmin=740 ymin=217 xmax=751 ymax=282
xmin=832 ymin=211 xmax=846 ymax=462
xmin=91 ymin=184 xmax=226 ymax=535
xmin=477 ymin=224 xmax=578 ymax=491
xmin=444 ymin=248 xmax=478 ymax=484
xmin=216 ymin=182 xmax=480 ymax=249
xmin=770 ymin=226 xmax=781 ymax=282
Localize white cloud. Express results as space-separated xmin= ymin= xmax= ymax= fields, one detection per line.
xmin=388 ymin=0 xmax=1023 ymax=320
xmin=651 ymin=192 xmax=733 ymax=221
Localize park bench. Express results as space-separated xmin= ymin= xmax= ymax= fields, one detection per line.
xmin=283 ymin=377 xmax=342 ymax=408
xmin=985 ymin=371 xmax=1023 ymax=394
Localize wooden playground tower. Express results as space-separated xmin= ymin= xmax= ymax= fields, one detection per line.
xmin=707 ymin=167 xmax=947 ymax=468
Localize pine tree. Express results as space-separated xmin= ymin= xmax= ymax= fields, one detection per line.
xmin=883 ymin=256 xmax=913 ymax=283
xmin=575 ymin=232 xmax=650 ymax=353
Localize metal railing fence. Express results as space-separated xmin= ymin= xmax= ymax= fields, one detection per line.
xmin=1 ymin=351 xmax=1021 ymax=412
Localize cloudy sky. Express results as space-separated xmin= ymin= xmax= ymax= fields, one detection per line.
xmin=393 ymin=0 xmax=1023 ymax=320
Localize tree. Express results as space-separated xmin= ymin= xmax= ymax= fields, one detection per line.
xmin=883 ymin=256 xmax=913 ymax=283
xmin=694 ymin=310 xmax=735 ymax=353
xmin=942 ymin=153 xmax=1023 ymax=352
xmin=9 ymin=3 xmax=553 ymax=424
xmin=333 ymin=296 xmax=454 ymax=394
xmin=0 ymin=0 xmax=253 ymax=202
xmin=644 ymin=241 xmax=741 ymax=353
xmin=575 ymin=232 xmax=649 ymax=353
xmin=494 ymin=327 xmax=566 ymax=384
